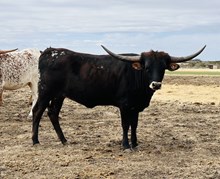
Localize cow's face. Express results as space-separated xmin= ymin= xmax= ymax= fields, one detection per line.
xmin=139 ymin=52 xmax=179 ymax=91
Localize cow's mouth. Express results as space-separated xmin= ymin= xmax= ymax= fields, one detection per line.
xmin=149 ymin=81 xmax=162 ymax=90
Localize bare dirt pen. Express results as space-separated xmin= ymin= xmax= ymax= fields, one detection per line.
xmin=1 ymin=71 xmax=220 ymax=178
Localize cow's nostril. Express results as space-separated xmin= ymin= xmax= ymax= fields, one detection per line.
xmin=157 ymin=83 xmax=161 ymax=88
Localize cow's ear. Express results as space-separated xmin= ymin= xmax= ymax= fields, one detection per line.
xmin=168 ymin=63 xmax=179 ymax=71
xmin=132 ymin=62 xmax=143 ymax=70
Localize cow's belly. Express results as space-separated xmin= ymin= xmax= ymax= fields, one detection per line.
xmin=2 ymin=72 xmax=33 ymax=90
xmin=2 ymin=81 xmax=29 ymax=90
xmin=66 ymin=90 xmax=115 ymax=108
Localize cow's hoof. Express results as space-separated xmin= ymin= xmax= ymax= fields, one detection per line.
xmin=123 ymin=148 xmax=133 ymax=153
xmin=122 ymin=144 xmax=131 ymax=150
xmin=131 ymin=143 xmax=138 ymax=149
xmin=62 ymin=140 xmax=68 ymax=145
xmin=33 ymin=142 xmax=40 ymax=147
xmin=33 ymin=139 xmax=40 ymax=145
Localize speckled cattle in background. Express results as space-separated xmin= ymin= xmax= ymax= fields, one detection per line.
xmin=0 ymin=48 xmax=41 ymax=117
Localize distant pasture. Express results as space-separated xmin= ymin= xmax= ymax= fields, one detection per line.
xmin=166 ymin=69 xmax=220 ymax=76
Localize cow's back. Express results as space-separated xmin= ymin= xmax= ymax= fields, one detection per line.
xmin=1 ymin=48 xmax=40 ymax=90
xmin=38 ymin=48 xmax=130 ymax=107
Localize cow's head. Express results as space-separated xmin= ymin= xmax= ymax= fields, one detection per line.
xmin=101 ymin=45 xmax=206 ymax=91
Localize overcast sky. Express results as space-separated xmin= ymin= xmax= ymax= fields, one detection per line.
xmin=0 ymin=0 xmax=219 ymax=60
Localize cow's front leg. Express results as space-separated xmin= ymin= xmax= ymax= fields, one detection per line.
xmin=120 ymin=108 xmax=139 ymax=150
xmin=120 ymin=108 xmax=130 ymax=149
xmin=130 ymin=112 xmax=139 ymax=148
xmin=122 ymin=120 xmax=130 ymax=149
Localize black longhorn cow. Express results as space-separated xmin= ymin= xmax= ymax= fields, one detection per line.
xmin=32 ymin=45 xmax=206 ymax=149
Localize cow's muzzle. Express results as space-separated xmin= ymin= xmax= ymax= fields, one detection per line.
xmin=149 ymin=81 xmax=162 ymax=90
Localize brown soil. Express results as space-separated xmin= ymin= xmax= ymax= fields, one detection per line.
xmin=1 ymin=75 xmax=220 ymax=179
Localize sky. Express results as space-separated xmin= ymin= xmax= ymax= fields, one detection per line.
xmin=0 ymin=0 xmax=219 ymax=61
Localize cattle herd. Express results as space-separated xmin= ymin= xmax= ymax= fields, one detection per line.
xmin=0 ymin=45 xmax=206 ymax=149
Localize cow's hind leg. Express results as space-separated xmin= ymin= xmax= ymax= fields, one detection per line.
xmin=27 ymin=82 xmax=33 ymax=105
xmin=32 ymin=97 xmax=50 ymax=145
xmin=27 ymin=82 xmax=38 ymax=118
xmin=47 ymin=97 xmax=67 ymax=144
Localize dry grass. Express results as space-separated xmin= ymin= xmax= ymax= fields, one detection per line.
xmin=1 ymin=74 xmax=220 ymax=179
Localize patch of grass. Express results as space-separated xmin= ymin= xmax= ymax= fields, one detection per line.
xmin=166 ymin=70 xmax=220 ymax=76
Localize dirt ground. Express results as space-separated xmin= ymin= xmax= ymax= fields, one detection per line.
xmin=1 ymin=75 xmax=220 ymax=179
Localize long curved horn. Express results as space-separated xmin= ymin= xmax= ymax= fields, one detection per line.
xmin=170 ymin=45 xmax=206 ymax=63
xmin=0 ymin=48 xmax=18 ymax=55
xmin=101 ymin=45 xmax=141 ymax=62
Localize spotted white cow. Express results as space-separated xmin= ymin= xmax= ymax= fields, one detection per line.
xmin=0 ymin=48 xmax=41 ymax=117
